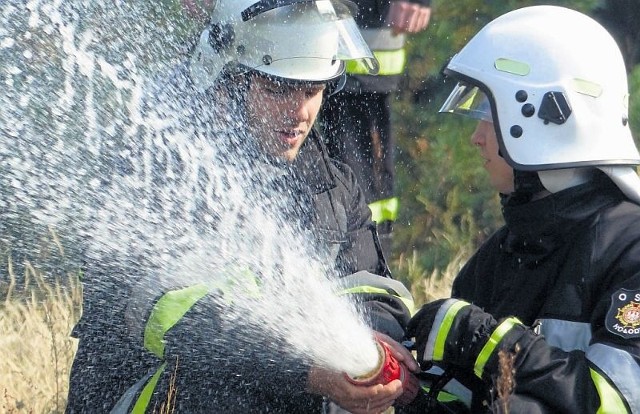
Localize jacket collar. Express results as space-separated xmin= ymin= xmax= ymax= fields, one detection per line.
xmin=500 ymin=173 xmax=625 ymax=263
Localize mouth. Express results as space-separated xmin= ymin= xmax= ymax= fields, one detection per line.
xmin=275 ymin=129 xmax=304 ymax=146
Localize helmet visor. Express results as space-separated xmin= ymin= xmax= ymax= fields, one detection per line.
xmin=439 ymin=82 xmax=493 ymax=122
xmin=240 ymin=0 xmax=378 ymax=79
xmin=332 ymin=1 xmax=379 ymax=75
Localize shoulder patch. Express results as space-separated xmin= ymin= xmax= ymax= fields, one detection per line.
xmin=606 ymin=288 xmax=640 ymax=339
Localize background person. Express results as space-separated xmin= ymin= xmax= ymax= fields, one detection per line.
xmin=321 ymin=0 xmax=431 ymax=256
xmin=406 ymin=5 xmax=640 ymax=413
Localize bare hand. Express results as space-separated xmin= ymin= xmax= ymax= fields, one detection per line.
xmin=385 ymin=1 xmax=431 ymax=35
xmin=373 ymin=332 xmax=420 ymax=373
xmin=307 ymin=365 xmax=403 ymax=414
xmin=306 ymin=333 xmax=419 ymax=413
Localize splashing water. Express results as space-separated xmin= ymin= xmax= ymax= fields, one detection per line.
xmin=0 ymin=0 xmax=381 ymax=382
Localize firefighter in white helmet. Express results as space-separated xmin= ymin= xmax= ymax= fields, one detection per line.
xmin=66 ymin=1 xmax=418 ymax=413
xmin=406 ymin=5 xmax=640 ymax=413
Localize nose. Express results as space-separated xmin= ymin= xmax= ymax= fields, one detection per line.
xmin=286 ymin=90 xmax=310 ymax=123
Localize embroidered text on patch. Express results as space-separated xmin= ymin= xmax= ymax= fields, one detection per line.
xmin=606 ymin=289 xmax=640 ymax=339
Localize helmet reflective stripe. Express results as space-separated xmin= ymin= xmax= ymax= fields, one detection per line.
xmin=190 ymin=0 xmax=378 ymax=91
xmin=441 ymin=6 xmax=640 ymax=171
xmin=241 ymin=0 xmax=321 ymax=21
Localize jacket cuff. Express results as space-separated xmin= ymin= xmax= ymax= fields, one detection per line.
xmin=473 ymin=321 xmax=533 ymax=382
xmin=473 ymin=317 xmax=526 ymax=379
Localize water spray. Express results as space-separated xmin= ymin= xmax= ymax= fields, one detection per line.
xmin=344 ymin=339 xmax=419 ymax=406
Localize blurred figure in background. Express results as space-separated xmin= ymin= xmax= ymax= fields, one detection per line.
xmin=321 ymin=0 xmax=431 ymax=257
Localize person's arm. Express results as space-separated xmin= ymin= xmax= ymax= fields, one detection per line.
xmin=331 ymin=160 xmax=415 ymax=341
xmin=408 ymin=278 xmax=640 ymax=413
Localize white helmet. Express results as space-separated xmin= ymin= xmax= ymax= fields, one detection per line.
xmin=440 ymin=6 xmax=640 ymax=202
xmin=190 ymin=0 xmax=378 ymax=90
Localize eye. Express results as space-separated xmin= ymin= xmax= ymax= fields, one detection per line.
xmin=266 ymin=85 xmax=287 ymax=96
xmin=304 ymin=86 xmax=325 ymax=98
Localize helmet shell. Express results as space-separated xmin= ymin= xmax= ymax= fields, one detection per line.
xmin=190 ymin=0 xmax=377 ymax=90
xmin=443 ymin=5 xmax=640 ymax=171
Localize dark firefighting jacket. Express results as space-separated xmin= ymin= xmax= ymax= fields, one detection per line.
xmin=345 ymin=0 xmax=431 ymax=93
xmin=445 ymin=173 xmax=640 ymax=413
xmin=65 ymin=128 xmax=414 ymax=413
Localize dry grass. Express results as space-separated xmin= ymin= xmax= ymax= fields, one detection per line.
xmin=395 ymin=248 xmax=468 ymax=306
xmin=1 ymin=246 xmax=82 ymax=413
xmin=494 ymin=343 xmax=520 ymax=414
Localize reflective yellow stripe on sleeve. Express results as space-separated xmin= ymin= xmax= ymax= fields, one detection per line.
xmin=144 ymin=284 xmax=210 ymax=359
xmin=368 ymin=197 xmax=399 ymax=223
xmin=474 ymin=317 xmax=522 ymax=379
xmin=590 ymin=368 xmax=629 ymax=414
xmin=346 ymin=49 xmax=406 ymax=76
xmin=130 ymin=269 xmax=261 ymax=413
xmin=433 ymin=301 xmax=469 ymax=361
xmin=337 ymin=285 xmax=415 ymax=315
xmin=130 ymin=362 xmax=167 ymax=414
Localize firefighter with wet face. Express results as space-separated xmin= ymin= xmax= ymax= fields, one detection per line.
xmin=404 ymin=6 xmax=640 ymax=413
xmin=66 ymin=1 xmax=418 ymax=413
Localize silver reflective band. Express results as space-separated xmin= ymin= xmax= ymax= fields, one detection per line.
xmin=587 ymin=343 xmax=640 ymax=412
xmin=439 ymin=82 xmax=493 ymax=122
xmin=537 ymin=318 xmax=592 ymax=352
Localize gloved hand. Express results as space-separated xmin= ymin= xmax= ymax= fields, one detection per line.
xmin=407 ymin=299 xmax=524 ymax=378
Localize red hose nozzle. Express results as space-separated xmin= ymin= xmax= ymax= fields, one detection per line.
xmin=344 ymin=339 xmax=419 ymax=406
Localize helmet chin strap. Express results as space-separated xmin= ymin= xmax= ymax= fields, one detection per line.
xmin=502 ymin=170 xmax=546 ymax=205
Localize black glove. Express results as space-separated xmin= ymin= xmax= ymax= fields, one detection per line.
xmin=407 ymin=299 xmax=524 ymax=378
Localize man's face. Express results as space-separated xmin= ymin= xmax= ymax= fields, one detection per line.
xmin=246 ymin=75 xmax=326 ymax=162
xmin=470 ymin=120 xmax=515 ymax=194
